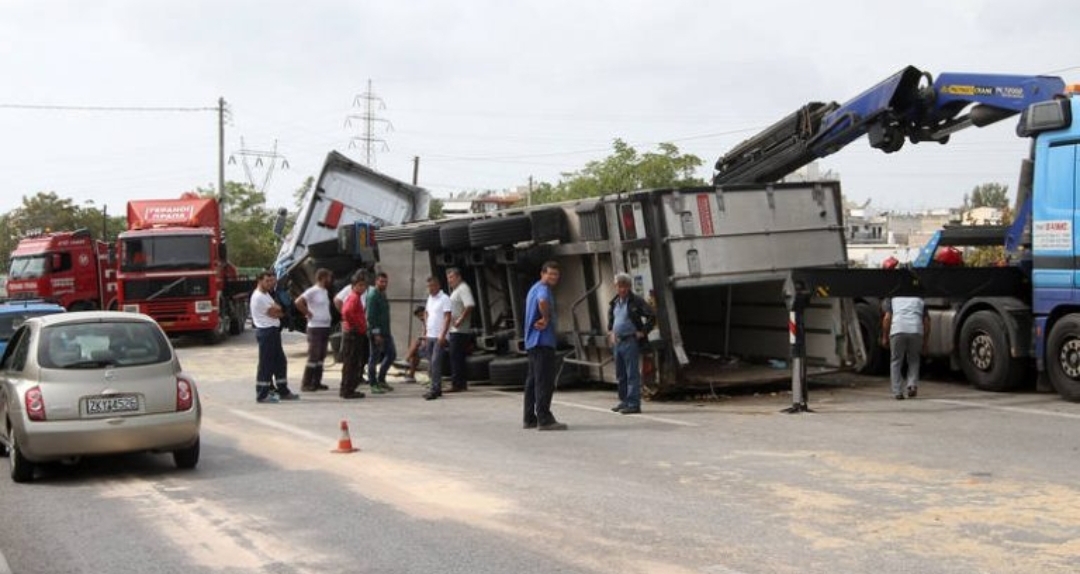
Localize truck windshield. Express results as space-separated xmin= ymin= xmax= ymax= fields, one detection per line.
xmin=121 ymin=236 xmax=211 ymax=271
xmin=8 ymin=256 xmax=48 ymax=279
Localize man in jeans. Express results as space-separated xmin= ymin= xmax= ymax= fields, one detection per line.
xmin=422 ymin=276 xmax=451 ymax=401
xmin=607 ymin=272 xmax=655 ymax=414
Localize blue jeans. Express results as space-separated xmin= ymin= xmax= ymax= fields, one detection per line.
xmin=368 ymin=334 xmax=397 ymax=384
xmin=425 ymin=338 xmax=445 ymax=393
xmin=615 ymin=337 xmax=641 ymax=409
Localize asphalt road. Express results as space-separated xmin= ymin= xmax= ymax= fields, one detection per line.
xmin=0 ymin=330 xmax=1078 ymax=573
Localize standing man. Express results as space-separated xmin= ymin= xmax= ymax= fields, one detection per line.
xmin=607 ymin=272 xmax=655 ymax=415
xmin=523 ymin=261 xmax=567 ymax=431
xmin=339 ymin=271 xmax=369 ymax=399
xmin=295 ymin=268 xmax=333 ymax=392
xmin=366 ymin=271 xmax=396 ymax=393
xmin=422 ymin=276 xmax=452 ymax=400
xmin=445 ymin=267 xmax=475 ymax=393
xmin=882 ymin=295 xmax=930 ymax=400
xmin=250 ymin=270 xmax=299 ymax=402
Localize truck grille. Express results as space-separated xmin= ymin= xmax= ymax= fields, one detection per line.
xmin=123 ymin=277 xmax=211 ymax=301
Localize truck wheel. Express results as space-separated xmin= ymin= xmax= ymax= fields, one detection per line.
xmin=205 ymin=298 xmax=229 ymax=345
xmin=855 ymin=301 xmax=888 ymax=375
xmin=228 ymin=301 xmax=244 ymax=335
xmin=465 ymin=353 xmax=495 ymax=382
xmin=1046 ymin=315 xmax=1080 ymax=402
xmin=439 ymin=220 xmax=472 ymax=251
xmin=529 ymin=208 xmax=569 ymax=243
xmin=959 ymin=311 xmax=1024 ymax=392
xmin=488 ymin=356 xmax=529 ymax=386
xmin=412 ymin=225 xmax=441 ymax=252
xmin=469 ymin=216 xmax=532 ymax=248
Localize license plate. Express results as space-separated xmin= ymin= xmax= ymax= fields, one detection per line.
xmin=86 ymin=396 xmax=139 ymax=415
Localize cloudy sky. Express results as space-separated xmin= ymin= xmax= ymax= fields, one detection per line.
xmin=2 ymin=0 xmax=1079 ymax=217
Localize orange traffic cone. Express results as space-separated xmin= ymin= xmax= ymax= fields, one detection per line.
xmin=331 ymin=419 xmax=359 ymax=453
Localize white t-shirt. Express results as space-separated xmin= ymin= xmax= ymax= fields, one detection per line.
xmin=250 ymin=289 xmax=280 ymax=329
xmin=449 ymin=282 xmax=475 ymax=334
xmin=335 ymin=284 xmax=368 ymax=310
xmin=425 ymin=291 xmax=452 ymax=338
xmin=299 ymin=285 xmax=332 ymax=328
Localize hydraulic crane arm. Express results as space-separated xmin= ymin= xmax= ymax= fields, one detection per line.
xmin=714 ymin=66 xmax=1066 ymax=185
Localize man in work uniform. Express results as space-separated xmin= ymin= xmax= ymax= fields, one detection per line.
xmin=607 ymin=272 xmax=655 ymax=414
xmin=250 ymin=270 xmax=299 ymax=403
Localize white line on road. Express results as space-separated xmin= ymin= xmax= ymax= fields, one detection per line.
xmin=486 ymin=390 xmax=700 ymax=427
xmin=228 ymin=408 xmax=333 ymax=442
xmin=929 ymin=398 xmax=1080 ymax=420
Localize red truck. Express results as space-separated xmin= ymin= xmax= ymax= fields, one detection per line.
xmin=116 ymin=193 xmax=253 ymax=342
xmin=6 ymin=229 xmax=118 ymax=311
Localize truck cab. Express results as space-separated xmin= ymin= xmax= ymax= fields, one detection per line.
xmin=6 ymin=229 xmax=117 ymax=311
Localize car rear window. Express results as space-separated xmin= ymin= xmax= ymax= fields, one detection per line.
xmin=38 ymin=321 xmax=172 ymax=368
xmin=0 ymin=310 xmax=62 ymax=342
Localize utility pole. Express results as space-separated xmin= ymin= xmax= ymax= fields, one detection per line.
xmin=218 ymin=97 xmax=227 ymax=248
xmin=412 ymin=156 xmax=420 ymax=185
xmin=229 ymin=137 xmax=289 ymax=195
xmin=528 ymin=175 xmax=534 ymax=206
xmin=345 ymin=79 xmax=392 ymax=168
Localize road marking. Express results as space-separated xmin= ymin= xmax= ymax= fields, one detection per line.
xmin=229 ymin=408 xmax=333 ymax=442
xmin=485 ymin=390 xmax=699 ymax=427
xmin=930 ymin=398 xmax=1080 ymax=420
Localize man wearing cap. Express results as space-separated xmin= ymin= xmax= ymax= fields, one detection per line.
xmin=607 ymin=272 xmax=655 ymax=414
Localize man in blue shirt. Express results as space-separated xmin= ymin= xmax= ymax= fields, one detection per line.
xmin=523 ymin=261 xmax=567 ymax=431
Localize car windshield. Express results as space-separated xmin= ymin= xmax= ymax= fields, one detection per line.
xmin=9 ymin=256 xmax=48 ymax=279
xmin=38 ymin=321 xmax=172 ymax=368
xmin=121 ymin=235 xmax=211 ymax=271
xmin=0 ymin=311 xmax=61 ymax=342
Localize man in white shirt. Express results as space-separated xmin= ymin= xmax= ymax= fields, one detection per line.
xmin=250 ymin=270 xmax=299 ymax=402
xmin=295 ymin=268 xmax=333 ymax=392
xmin=445 ymin=267 xmax=475 ymax=393
xmin=422 ymin=275 xmax=452 ymax=400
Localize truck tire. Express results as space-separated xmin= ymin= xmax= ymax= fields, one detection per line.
xmin=488 ymin=355 xmax=529 ymax=386
xmin=205 ymin=297 xmax=230 ymax=345
xmin=959 ymin=310 xmax=1024 ymax=392
xmin=469 ymin=216 xmax=532 ymax=248
xmin=439 ymin=220 xmax=472 ymax=251
xmin=529 ymin=208 xmax=569 ymax=243
xmin=412 ymin=225 xmax=441 ymax=252
xmin=856 ymin=301 xmax=888 ymax=375
xmin=466 ymin=353 xmax=495 ymax=382
xmin=1046 ymin=315 xmax=1080 ymax=402
xmin=228 ymin=300 xmax=245 ymax=335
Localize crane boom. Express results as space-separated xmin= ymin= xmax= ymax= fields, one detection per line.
xmin=713 ymin=66 xmax=1066 ymax=185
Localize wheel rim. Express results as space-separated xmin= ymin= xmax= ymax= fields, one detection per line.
xmin=969 ymin=332 xmax=994 ymax=371
xmin=1058 ymin=338 xmax=1080 ymax=379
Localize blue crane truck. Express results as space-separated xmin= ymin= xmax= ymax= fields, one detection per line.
xmin=712 ymin=65 xmax=1080 ymax=404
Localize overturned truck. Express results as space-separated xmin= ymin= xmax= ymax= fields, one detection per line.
xmin=375 ymin=182 xmax=863 ymax=395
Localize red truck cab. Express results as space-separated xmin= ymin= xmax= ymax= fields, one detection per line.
xmin=6 ymin=229 xmax=117 ymax=311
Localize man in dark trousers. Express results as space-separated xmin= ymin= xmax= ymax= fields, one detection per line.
xmin=607 ymin=272 xmax=655 ymax=414
xmin=339 ymin=271 xmax=369 ymax=399
xmin=366 ymin=271 xmax=395 ymax=393
xmin=523 ymin=261 xmax=566 ymax=431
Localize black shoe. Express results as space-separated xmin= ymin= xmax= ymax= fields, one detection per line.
xmin=619 ymin=406 xmax=642 ymax=415
xmin=445 ymin=386 xmax=467 ymax=393
xmin=611 ymin=404 xmax=626 ymax=412
xmin=523 ymin=420 xmax=538 ymax=430
xmin=317 ymin=384 xmax=330 ymax=391
xmin=300 ymin=386 xmax=319 ymax=392
xmin=906 ymin=386 xmax=918 ymax=398
xmin=894 ymin=393 xmax=905 ymax=400
xmin=423 ymin=391 xmax=442 ymax=400
xmin=341 ymin=391 xmax=366 ymax=399
xmin=278 ymin=391 xmax=300 ymax=401
xmin=537 ymin=421 xmax=568 ymax=431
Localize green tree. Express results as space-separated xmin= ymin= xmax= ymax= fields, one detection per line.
xmin=964 ymin=182 xmax=1010 ymax=209
xmin=429 ymin=197 xmax=444 ymax=220
xmin=199 ymin=182 xmax=281 ymax=269
xmin=532 ymin=140 xmax=705 ymax=205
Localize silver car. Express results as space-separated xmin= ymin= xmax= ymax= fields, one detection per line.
xmin=0 ymin=311 xmax=201 ymax=482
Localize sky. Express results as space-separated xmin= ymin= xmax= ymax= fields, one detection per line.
xmin=2 ymin=0 xmax=1080 ymax=218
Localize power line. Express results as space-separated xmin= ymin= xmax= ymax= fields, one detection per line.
xmin=0 ymin=103 xmax=216 ymax=112
xmin=344 ymin=79 xmax=392 ymax=168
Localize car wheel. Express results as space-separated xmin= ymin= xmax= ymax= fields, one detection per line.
xmin=173 ymin=437 xmax=200 ymax=470
xmin=10 ymin=433 xmax=34 ymax=483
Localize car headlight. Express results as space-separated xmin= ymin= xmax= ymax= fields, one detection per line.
xmin=122 ymin=304 xmax=140 ymax=313
xmin=195 ymin=300 xmax=213 ymax=314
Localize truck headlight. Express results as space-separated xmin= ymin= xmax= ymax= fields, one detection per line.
xmin=122 ymin=304 xmax=140 ymax=313
xmin=195 ymin=300 xmax=213 ymax=314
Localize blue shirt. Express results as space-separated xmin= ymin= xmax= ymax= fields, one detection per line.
xmin=524 ymin=281 xmax=557 ymax=349
xmin=886 ymin=297 xmax=926 ymax=335
xmin=612 ymin=297 xmax=636 ymax=338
